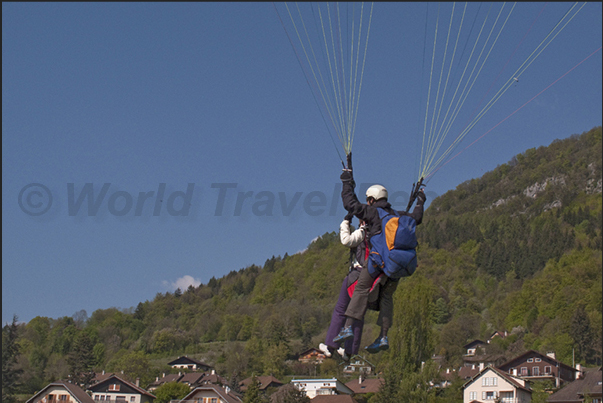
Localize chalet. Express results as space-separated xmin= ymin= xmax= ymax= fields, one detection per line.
xmin=179 ymin=373 xmax=206 ymax=388
xmin=497 ymin=350 xmax=578 ymax=388
xmin=168 ymin=356 xmax=213 ymax=372
xmin=458 ymin=365 xmax=481 ymax=382
xmin=92 ymin=372 xmax=116 ymax=384
xmin=147 ymin=373 xmax=183 ymax=391
xmin=548 ymin=367 xmax=602 ymax=403
xmin=488 ymin=331 xmax=508 ymax=343
xmin=464 ymin=340 xmax=487 ymax=356
xmin=239 ymin=375 xmax=283 ymax=392
xmin=344 ymin=376 xmax=383 ymax=396
xmin=148 ymin=370 xmax=227 ymax=392
xmin=179 ymin=384 xmax=242 ymax=403
xmin=291 ymin=378 xmax=353 ymax=399
xmin=89 ymin=374 xmax=156 ymax=403
xmin=462 ymin=365 xmax=532 ymax=403
xmin=437 ymin=368 xmax=458 ymax=388
xmin=25 ymin=381 xmax=95 ymax=403
xmin=298 ymin=347 xmax=329 ymax=364
xmin=342 ymin=355 xmax=375 ymax=375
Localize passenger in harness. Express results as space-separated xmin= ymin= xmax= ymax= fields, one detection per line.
xmin=319 ymin=214 xmax=385 ymax=361
xmin=333 ymin=154 xmax=426 ymax=353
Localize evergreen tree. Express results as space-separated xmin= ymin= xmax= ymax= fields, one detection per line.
xmin=571 ymin=305 xmax=593 ymax=363
xmin=2 ymin=315 xmax=22 ymax=403
xmin=67 ymin=331 xmax=95 ymax=388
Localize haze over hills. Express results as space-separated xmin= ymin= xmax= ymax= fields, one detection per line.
xmin=4 ymin=127 xmax=601 ymax=400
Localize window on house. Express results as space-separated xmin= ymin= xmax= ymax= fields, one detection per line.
xmin=469 ymin=391 xmax=477 ymax=400
xmin=521 ymin=367 xmax=528 ymax=376
xmin=109 ymin=384 xmax=120 ymax=391
xmin=527 ymin=358 xmax=533 ymax=363
xmin=116 ymin=396 xmax=126 ymax=402
xmin=493 ymin=377 xmax=497 ymax=386
xmin=533 ymin=367 xmax=540 ymax=376
xmin=48 ymin=395 xmax=56 ymax=402
xmin=99 ymin=396 xmax=105 ymax=401
xmin=210 ymin=399 xmax=217 ymax=403
xmin=545 ymin=366 xmax=552 ymax=374
xmin=130 ymin=397 xmax=135 ymax=402
xmin=535 ymin=358 xmax=541 ymax=362
xmin=59 ymin=395 xmax=69 ymax=401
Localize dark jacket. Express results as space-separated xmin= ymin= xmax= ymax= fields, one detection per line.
xmin=341 ymin=180 xmax=424 ymax=246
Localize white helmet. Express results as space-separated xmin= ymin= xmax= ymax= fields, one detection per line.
xmin=366 ymin=184 xmax=388 ymax=201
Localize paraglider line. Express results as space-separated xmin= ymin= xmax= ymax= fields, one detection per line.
xmin=426 ymin=45 xmax=602 ymax=181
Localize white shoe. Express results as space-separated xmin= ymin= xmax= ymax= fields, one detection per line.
xmin=337 ymin=348 xmax=350 ymax=361
xmin=319 ymin=343 xmax=332 ymax=357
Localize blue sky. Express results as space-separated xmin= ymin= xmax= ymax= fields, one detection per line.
xmin=3 ymin=2 xmax=601 ymax=325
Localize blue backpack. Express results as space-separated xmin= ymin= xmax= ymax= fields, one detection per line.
xmin=368 ymin=208 xmax=418 ymax=279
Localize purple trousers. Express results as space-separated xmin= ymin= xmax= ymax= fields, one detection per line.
xmin=325 ymin=273 xmax=364 ymax=355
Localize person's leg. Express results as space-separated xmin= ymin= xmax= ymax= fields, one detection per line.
xmin=348 ymin=319 xmax=364 ymax=355
xmin=377 ymin=278 xmax=399 ymax=338
xmin=344 ymin=268 xmax=374 ymax=322
xmin=366 ymin=278 xmax=399 ymax=353
xmin=335 ymin=268 xmax=375 ymax=343
xmin=324 ymin=278 xmax=351 ymax=352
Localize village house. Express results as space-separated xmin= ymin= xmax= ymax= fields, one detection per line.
xmin=88 ymin=374 xmax=156 ymax=403
xmin=547 ymin=367 xmax=602 ymax=403
xmin=147 ymin=370 xmax=227 ymax=391
xmin=341 ymin=355 xmax=375 ymax=375
xmin=179 ymin=384 xmax=242 ymax=403
xmin=168 ymin=356 xmax=213 ymax=372
xmin=465 ymin=340 xmax=488 ymax=356
xmin=290 ymin=378 xmax=354 ymax=399
xmin=462 ymin=365 xmax=532 ymax=403
xmin=25 ymin=381 xmax=95 ymax=403
xmin=238 ymin=375 xmax=283 ymax=393
xmin=298 ymin=347 xmax=329 ymax=364
xmin=497 ymin=350 xmax=578 ymax=388
xmin=344 ymin=375 xmax=382 ymax=397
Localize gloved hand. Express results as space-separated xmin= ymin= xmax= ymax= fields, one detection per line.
xmin=346 ymin=152 xmax=353 ymax=171
xmin=345 ymin=212 xmax=354 ymax=222
xmin=417 ymin=189 xmax=427 ymax=203
xmin=340 ymin=169 xmax=353 ymax=183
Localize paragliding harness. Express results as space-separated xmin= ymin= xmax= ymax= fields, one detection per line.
xmin=368 ymin=208 xmax=418 ymax=279
xmin=346 ymin=234 xmax=384 ymax=310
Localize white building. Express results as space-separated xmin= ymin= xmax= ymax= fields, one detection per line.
xmin=462 ymin=365 xmax=532 ymax=403
xmin=291 ymin=379 xmax=353 ymax=399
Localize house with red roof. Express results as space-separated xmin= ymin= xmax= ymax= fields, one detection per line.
xmin=497 ymin=350 xmax=578 ymax=388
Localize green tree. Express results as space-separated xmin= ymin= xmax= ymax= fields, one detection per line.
xmin=571 ymin=305 xmax=593 ymax=363
xmin=154 ymin=382 xmax=190 ymax=403
xmin=67 ymin=331 xmax=95 ymax=388
xmin=106 ymin=350 xmax=153 ymax=387
xmin=2 ymin=315 xmax=22 ymax=403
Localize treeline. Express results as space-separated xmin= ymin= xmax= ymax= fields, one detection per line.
xmin=3 ymin=127 xmax=602 ymax=403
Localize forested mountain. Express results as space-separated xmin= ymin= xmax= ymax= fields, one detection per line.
xmin=3 ymin=127 xmax=601 ymax=402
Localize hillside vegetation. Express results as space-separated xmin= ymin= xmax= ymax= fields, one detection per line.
xmin=4 ymin=127 xmax=602 ymax=402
